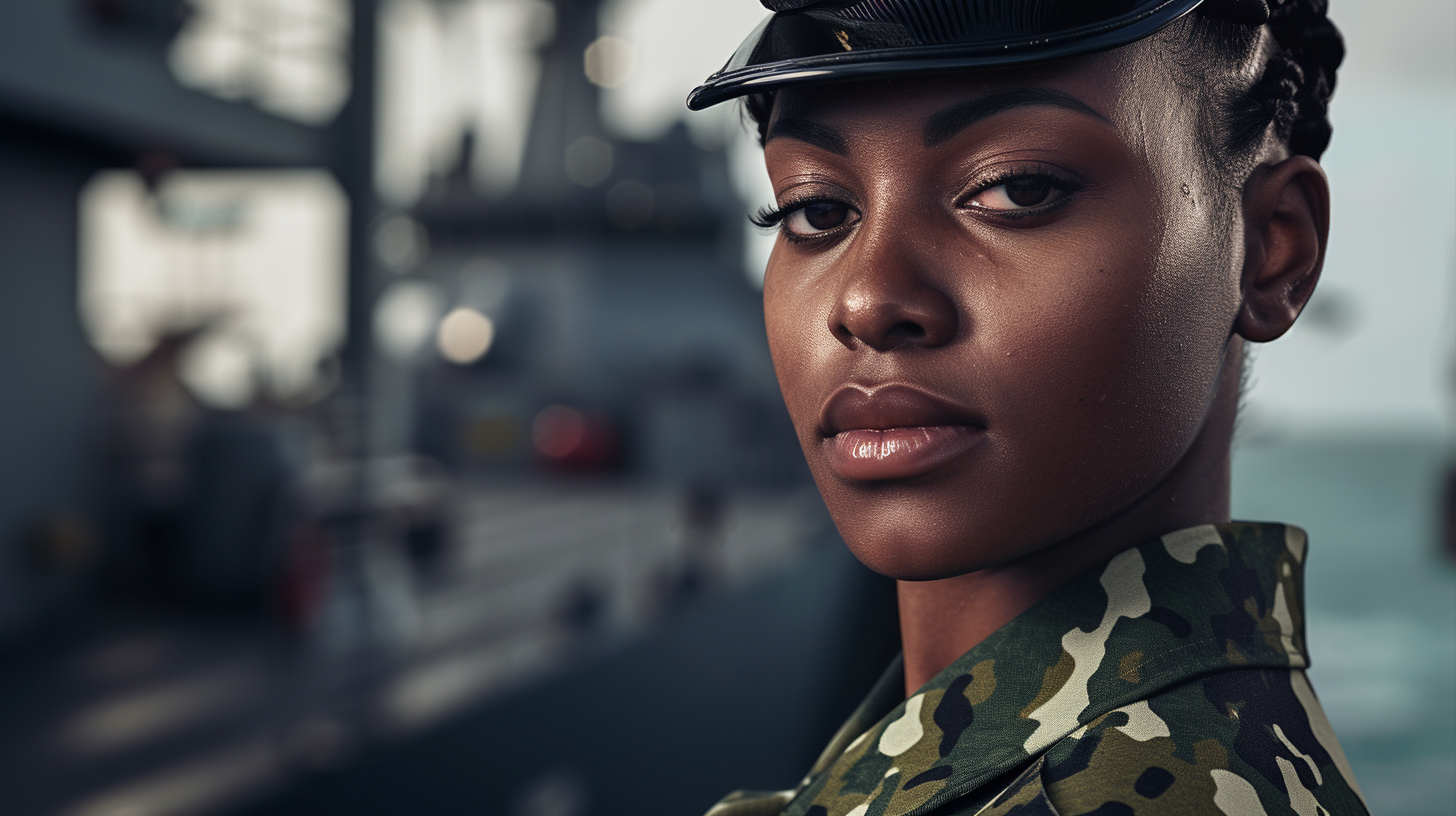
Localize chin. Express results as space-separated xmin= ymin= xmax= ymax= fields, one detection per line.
xmin=830 ymin=503 xmax=1024 ymax=581
xmin=817 ymin=467 xmax=1124 ymax=582
xmin=842 ymin=534 xmax=992 ymax=581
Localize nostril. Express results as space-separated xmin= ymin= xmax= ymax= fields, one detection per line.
xmin=884 ymin=321 xmax=926 ymax=347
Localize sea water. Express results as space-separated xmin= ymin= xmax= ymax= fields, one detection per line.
xmin=1233 ymin=434 xmax=1455 ymax=816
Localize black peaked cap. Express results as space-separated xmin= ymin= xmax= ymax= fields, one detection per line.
xmin=687 ymin=0 xmax=1210 ymax=109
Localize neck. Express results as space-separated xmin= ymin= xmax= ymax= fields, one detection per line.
xmin=896 ymin=342 xmax=1242 ymax=695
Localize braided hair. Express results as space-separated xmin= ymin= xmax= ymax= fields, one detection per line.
xmin=1192 ymin=0 xmax=1345 ymax=162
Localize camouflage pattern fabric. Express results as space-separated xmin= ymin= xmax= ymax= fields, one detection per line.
xmin=706 ymin=523 xmax=1368 ymax=816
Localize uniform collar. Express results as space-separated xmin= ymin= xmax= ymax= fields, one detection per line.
xmin=789 ymin=522 xmax=1311 ymax=816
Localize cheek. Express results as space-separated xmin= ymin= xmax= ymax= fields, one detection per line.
xmin=979 ymin=214 xmax=1238 ymax=507
xmin=763 ymin=252 xmax=829 ymax=438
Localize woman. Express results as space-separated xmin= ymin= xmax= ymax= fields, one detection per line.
xmin=687 ymin=1 xmax=1363 ymax=814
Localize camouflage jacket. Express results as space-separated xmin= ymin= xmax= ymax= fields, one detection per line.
xmin=706 ymin=523 xmax=1368 ymax=816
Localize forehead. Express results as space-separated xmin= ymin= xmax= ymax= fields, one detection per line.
xmin=765 ymin=42 xmax=1167 ymax=143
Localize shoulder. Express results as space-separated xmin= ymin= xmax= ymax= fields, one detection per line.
xmin=1017 ymin=668 xmax=1367 ymax=816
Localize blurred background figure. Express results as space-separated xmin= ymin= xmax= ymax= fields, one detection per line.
xmin=0 ymin=1 xmax=1448 ymax=815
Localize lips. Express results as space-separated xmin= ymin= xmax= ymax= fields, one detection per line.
xmin=819 ymin=384 xmax=985 ymax=481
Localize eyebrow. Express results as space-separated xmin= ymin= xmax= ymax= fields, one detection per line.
xmin=763 ymin=87 xmax=1108 ymax=155
xmin=923 ymin=88 xmax=1109 ymax=147
xmin=764 ymin=117 xmax=848 ymax=154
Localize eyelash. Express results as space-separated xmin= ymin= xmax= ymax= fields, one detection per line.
xmin=751 ymin=196 xmax=853 ymax=245
xmin=750 ymin=197 xmax=823 ymax=229
xmin=750 ymin=168 xmax=1084 ymax=242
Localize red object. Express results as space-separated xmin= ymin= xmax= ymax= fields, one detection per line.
xmin=532 ymin=405 xmax=619 ymax=472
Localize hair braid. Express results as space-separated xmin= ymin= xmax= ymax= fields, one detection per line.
xmin=1267 ymin=0 xmax=1344 ymax=158
xmin=1198 ymin=0 xmax=1345 ymax=160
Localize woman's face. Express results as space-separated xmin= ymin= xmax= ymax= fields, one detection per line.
xmin=761 ymin=43 xmax=1247 ymax=580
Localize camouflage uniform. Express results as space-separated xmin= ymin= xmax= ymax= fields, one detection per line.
xmin=706 ymin=523 xmax=1367 ymax=816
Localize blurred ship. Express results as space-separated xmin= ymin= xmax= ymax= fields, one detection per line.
xmin=397 ymin=0 xmax=800 ymax=486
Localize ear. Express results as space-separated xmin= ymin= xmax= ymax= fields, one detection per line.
xmin=1234 ymin=155 xmax=1330 ymax=343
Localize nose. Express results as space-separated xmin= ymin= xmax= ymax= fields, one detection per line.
xmin=828 ymin=232 xmax=959 ymax=352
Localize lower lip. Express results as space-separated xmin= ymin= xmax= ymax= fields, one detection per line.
xmin=825 ymin=426 xmax=984 ymax=482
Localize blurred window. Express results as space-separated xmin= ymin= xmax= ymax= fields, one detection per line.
xmin=167 ymin=0 xmax=352 ymax=125
xmin=375 ymin=0 xmax=554 ymax=204
xmin=78 ymin=170 xmax=348 ymax=408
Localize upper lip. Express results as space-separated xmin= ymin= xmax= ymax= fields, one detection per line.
xmin=819 ymin=383 xmax=984 ymax=436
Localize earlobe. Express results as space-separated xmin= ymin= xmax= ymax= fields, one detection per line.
xmin=1234 ymin=155 xmax=1330 ymax=343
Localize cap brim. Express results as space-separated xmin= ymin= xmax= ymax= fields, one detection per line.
xmin=687 ymin=0 xmax=1206 ymax=110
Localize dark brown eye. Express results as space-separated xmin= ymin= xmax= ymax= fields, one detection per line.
xmin=784 ymin=200 xmax=858 ymax=237
xmin=968 ymin=173 xmax=1074 ymax=214
xmin=1003 ymin=178 xmax=1053 ymax=207
xmin=803 ymin=202 xmax=849 ymax=230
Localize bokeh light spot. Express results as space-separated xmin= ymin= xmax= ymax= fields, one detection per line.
xmin=532 ymin=405 xmax=586 ymax=460
xmin=436 ymin=307 xmax=495 ymax=364
xmin=563 ymin=136 xmax=613 ymax=187
xmin=583 ymin=35 xmax=635 ymax=89
xmin=374 ymin=280 xmax=443 ymax=361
